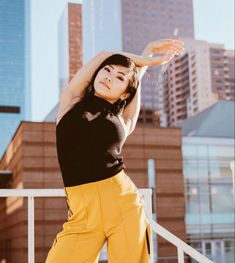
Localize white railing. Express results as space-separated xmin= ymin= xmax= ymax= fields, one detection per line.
xmin=230 ymin=160 xmax=235 ymax=202
xmin=0 ymin=189 xmax=214 ymax=263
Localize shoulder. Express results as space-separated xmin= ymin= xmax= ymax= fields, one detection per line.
xmin=56 ymin=90 xmax=83 ymax=126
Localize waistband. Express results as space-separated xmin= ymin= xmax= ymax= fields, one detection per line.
xmin=64 ymin=169 xmax=127 ymax=190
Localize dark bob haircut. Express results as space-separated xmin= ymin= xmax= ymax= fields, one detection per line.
xmin=82 ymin=54 xmax=140 ymax=115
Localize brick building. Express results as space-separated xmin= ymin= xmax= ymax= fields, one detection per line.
xmin=0 ymin=121 xmax=187 ymax=263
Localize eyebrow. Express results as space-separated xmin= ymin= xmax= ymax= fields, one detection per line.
xmin=108 ymin=64 xmax=126 ymax=76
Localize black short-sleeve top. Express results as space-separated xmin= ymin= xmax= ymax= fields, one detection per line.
xmin=56 ymin=94 xmax=127 ymax=187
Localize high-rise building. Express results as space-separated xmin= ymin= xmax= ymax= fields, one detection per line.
xmin=0 ymin=0 xmax=31 ymax=159
xmin=45 ymin=2 xmax=83 ymax=121
xmin=121 ymin=0 xmax=194 ymax=54
xmin=161 ymin=52 xmax=191 ymax=127
xmin=58 ymin=2 xmax=83 ymax=96
xmin=211 ymin=48 xmax=235 ymax=101
xmin=120 ymin=0 xmax=195 ymax=123
xmin=82 ymin=0 xmax=122 ymax=64
xmin=160 ymin=38 xmax=235 ymax=127
xmin=0 ymin=121 xmax=187 ymax=263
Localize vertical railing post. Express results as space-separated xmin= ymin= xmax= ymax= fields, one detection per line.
xmin=28 ymin=196 xmax=35 ymax=263
xmin=177 ymin=247 xmax=185 ymax=263
xmin=230 ymin=160 xmax=235 ymax=202
xmin=143 ymin=190 xmax=154 ymax=263
xmin=148 ymin=159 xmax=156 ymax=263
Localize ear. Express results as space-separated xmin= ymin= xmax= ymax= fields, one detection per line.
xmin=120 ymin=92 xmax=130 ymax=100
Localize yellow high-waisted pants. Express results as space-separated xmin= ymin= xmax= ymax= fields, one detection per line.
xmin=45 ymin=169 xmax=152 ymax=263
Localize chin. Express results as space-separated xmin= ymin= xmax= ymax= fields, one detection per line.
xmin=94 ymin=85 xmax=119 ymax=102
xmin=94 ymin=89 xmax=108 ymax=99
xmin=94 ymin=86 xmax=109 ymax=97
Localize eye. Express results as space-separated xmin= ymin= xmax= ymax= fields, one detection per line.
xmin=117 ymin=76 xmax=124 ymax=81
xmin=104 ymin=67 xmax=110 ymax=72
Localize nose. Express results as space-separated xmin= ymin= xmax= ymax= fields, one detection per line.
xmin=105 ymin=76 xmax=111 ymax=82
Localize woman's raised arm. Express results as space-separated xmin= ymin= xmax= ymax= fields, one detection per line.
xmin=57 ymin=51 xmax=113 ymax=125
xmin=61 ymin=51 xmax=112 ymax=100
xmin=117 ymin=39 xmax=185 ymax=136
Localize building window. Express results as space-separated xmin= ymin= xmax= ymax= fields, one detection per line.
xmin=0 ymin=105 xmax=20 ymax=113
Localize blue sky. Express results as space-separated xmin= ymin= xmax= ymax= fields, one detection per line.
xmin=31 ymin=0 xmax=234 ymax=121
xmin=193 ymin=0 xmax=234 ymax=50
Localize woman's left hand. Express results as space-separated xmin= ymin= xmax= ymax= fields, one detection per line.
xmin=141 ymin=39 xmax=186 ymax=66
xmin=142 ymin=39 xmax=185 ymax=56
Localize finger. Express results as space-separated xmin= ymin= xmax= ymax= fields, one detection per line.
xmin=161 ymin=38 xmax=184 ymax=46
xmin=150 ymin=56 xmax=170 ymax=66
xmin=170 ymin=42 xmax=185 ymax=50
xmin=163 ymin=48 xmax=181 ymax=57
xmin=153 ymin=39 xmax=185 ymax=52
xmin=167 ymin=50 xmax=176 ymax=58
xmin=153 ymin=45 xmax=184 ymax=55
xmin=162 ymin=51 xmax=175 ymax=62
xmin=161 ymin=43 xmax=184 ymax=54
xmin=149 ymin=50 xmax=176 ymax=66
xmin=170 ymin=46 xmax=186 ymax=55
xmin=169 ymin=47 xmax=182 ymax=54
xmin=151 ymin=39 xmax=184 ymax=49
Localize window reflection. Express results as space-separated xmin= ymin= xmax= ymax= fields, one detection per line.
xmin=183 ymin=142 xmax=234 ymax=263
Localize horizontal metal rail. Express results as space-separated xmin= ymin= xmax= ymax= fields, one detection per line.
xmin=0 ymin=189 xmax=214 ymax=263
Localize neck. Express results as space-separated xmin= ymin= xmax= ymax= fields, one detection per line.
xmin=93 ymin=93 xmax=116 ymax=104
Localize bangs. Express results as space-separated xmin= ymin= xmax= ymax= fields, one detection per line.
xmin=101 ymin=54 xmax=136 ymax=69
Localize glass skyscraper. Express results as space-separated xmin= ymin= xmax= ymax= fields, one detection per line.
xmin=0 ymin=0 xmax=31 ymax=159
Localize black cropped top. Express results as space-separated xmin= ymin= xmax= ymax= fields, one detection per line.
xmin=56 ymin=94 xmax=127 ymax=187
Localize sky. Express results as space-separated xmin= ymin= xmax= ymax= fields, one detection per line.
xmin=193 ymin=0 xmax=234 ymax=50
xmin=30 ymin=0 xmax=234 ymax=121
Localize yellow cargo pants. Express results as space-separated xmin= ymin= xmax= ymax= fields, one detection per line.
xmin=45 ymin=169 xmax=152 ymax=263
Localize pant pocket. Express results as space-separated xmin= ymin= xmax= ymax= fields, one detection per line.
xmin=64 ymin=188 xmax=73 ymax=222
xmin=125 ymin=176 xmax=146 ymax=207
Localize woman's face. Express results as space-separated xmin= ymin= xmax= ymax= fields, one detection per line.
xmin=93 ymin=64 xmax=132 ymax=104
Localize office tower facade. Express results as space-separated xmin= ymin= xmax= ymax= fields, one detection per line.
xmin=121 ymin=0 xmax=194 ymax=54
xmin=210 ymin=49 xmax=235 ymax=101
xmin=45 ymin=2 xmax=83 ymax=122
xmin=121 ymin=0 xmax=195 ymax=125
xmin=58 ymin=2 xmax=83 ymax=96
xmin=160 ymin=38 xmax=235 ymax=127
xmin=82 ymin=0 xmax=122 ymax=64
xmin=0 ymin=0 xmax=31 ymax=159
xmin=162 ymin=52 xmax=191 ymax=127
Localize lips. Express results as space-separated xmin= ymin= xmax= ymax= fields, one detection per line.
xmin=100 ymin=81 xmax=110 ymax=89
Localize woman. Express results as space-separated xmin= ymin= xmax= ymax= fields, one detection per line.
xmin=45 ymin=39 xmax=185 ymax=263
